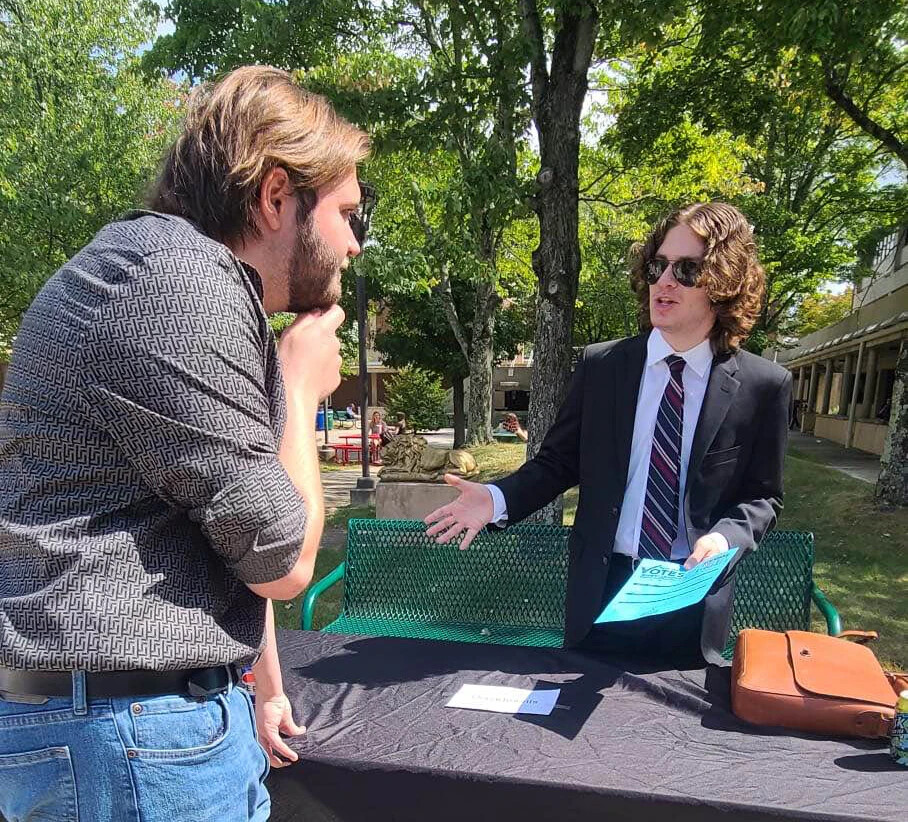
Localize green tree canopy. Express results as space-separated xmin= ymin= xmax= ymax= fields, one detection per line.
xmin=384 ymin=366 xmax=448 ymax=433
xmin=614 ymin=7 xmax=908 ymax=350
xmin=0 ymin=0 xmax=180 ymax=350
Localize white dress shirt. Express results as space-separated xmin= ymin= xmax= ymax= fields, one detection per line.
xmin=487 ymin=329 xmax=727 ymax=560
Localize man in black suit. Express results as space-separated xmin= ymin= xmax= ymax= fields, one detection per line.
xmin=426 ymin=202 xmax=791 ymax=667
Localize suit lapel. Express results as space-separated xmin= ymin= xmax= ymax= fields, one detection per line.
xmin=687 ymin=351 xmax=740 ymax=487
xmin=614 ymin=335 xmax=647 ymax=488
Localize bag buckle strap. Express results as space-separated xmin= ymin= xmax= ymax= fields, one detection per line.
xmin=836 ymin=630 xmax=878 ymax=644
xmin=855 ymin=710 xmax=893 ymax=738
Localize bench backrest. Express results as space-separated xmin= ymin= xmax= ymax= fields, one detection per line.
xmin=343 ymin=520 xmax=815 ymax=649
xmin=344 ymin=519 xmax=570 ymax=630
xmin=724 ymin=529 xmax=814 ymax=657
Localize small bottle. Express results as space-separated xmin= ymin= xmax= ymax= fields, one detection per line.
xmin=240 ymin=665 xmax=256 ymax=702
xmin=891 ymin=689 xmax=908 ymax=767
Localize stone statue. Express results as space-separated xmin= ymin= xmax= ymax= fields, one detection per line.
xmin=378 ymin=434 xmax=479 ymax=483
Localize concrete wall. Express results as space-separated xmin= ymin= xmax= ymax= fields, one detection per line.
xmin=813 ymin=415 xmax=888 ymax=455
xmin=814 ymin=415 xmax=848 ymax=445
xmin=852 ymin=420 xmax=888 ymax=455
xmin=375 ymin=482 xmax=459 ymax=520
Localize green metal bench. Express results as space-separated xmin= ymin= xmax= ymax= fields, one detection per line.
xmin=332 ymin=410 xmax=356 ymax=429
xmin=722 ymin=529 xmax=841 ymax=659
xmin=302 ymin=519 xmax=569 ymax=646
xmin=302 ymin=520 xmax=841 ymax=655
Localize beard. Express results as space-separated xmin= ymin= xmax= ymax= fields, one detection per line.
xmin=285 ymin=209 xmax=344 ymax=313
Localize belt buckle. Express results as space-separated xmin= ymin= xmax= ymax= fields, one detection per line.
xmin=186 ymin=666 xmax=231 ymax=699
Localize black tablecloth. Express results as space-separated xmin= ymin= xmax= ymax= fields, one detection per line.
xmin=268 ymin=630 xmax=907 ymax=822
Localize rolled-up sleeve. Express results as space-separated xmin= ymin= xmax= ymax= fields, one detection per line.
xmin=201 ymin=460 xmax=306 ymax=583
xmin=76 ymin=247 xmax=306 ymax=584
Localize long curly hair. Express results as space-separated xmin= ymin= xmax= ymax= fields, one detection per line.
xmin=629 ymin=202 xmax=765 ymax=353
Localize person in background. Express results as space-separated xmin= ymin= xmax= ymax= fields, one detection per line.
xmin=499 ymin=412 xmax=528 ymax=442
xmin=0 ymin=66 xmax=369 ymax=821
xmin=425 ymin=202 xmax=790 ymax=669
xmin=369 ymin=409 xmax=389 ymax=437
xmin=394 ymin=412 xmax=410 ymax=435
xmin=346 ymin=401 xmax=361 ymax=421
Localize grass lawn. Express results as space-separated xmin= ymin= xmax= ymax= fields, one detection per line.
xmin=779 ymin=456 xmax=907 ymax=669
xmin=282 ymin=443 xmax=907 ymax=669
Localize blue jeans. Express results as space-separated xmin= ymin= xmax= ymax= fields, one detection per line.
xmin=0 ymin=676 xmax=270 ymax=821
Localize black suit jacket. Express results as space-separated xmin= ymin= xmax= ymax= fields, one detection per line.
xmin=495 ymin=333 xmax=792 ymax=665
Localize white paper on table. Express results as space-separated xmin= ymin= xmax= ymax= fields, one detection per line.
xmin=445 ymin=684 xmax=560 ymax=716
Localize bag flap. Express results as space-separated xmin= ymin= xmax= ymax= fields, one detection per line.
xmin=734 ymin=629 xmax=799 ymax=695
xmin=786 ymin=631 xmax=897 ymax=708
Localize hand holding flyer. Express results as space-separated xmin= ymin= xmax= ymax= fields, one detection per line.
xmin=595 ymin=548 xmax=738 ymax=624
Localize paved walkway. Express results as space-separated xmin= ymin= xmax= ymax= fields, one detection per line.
xmin=787 ymin=430 xmax=881 ymax=484
xmin=320 ymin=465 xmax=363 ymax=509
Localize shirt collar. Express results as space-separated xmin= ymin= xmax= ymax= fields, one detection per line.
xmin=646 ymin=329 xmax=713 ymax=379
xmin=238 ymin=260 xmax=265 ymax=303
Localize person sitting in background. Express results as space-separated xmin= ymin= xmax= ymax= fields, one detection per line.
xmin=346 ymin=402 xmax=360 ymax=421
xmin=394 ymin=413 xmax=410 ymax=435
xmin=499 ymin=412 xmax=528 ymax=442
xmin=370 ymin=410 xmax=394 ymax=445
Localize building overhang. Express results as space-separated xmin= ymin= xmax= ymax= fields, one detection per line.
xmin=777 ymin=311 xmax=908 ymax=369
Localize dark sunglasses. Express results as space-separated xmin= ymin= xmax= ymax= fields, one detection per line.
xmin=348 ymin=212 xmax=368 ymax=245
xmin=644 ymin=257 xmax=703 ymax=287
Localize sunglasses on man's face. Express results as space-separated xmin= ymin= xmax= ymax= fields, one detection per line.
xmin=348 ymin=212 xmax=368 ymax=245
xmin=644 ymin=257 xmax=703 ymax=287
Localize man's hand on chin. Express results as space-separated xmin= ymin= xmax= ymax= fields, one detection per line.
xmin=683 ymin=532 xmax=729 ymax=570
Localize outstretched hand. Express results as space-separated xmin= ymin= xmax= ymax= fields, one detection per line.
xmin=424 ymin=474 xmax=494 ymax=550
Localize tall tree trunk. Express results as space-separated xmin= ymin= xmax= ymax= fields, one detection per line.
xmin=466 ymin=280 xmax=497 ymax=445
xmin=452 ymin=373 xmax=466 ymax=449
xmin=521 ymin=0 xmax=599 ymax=522
xmin=875 ymin=340 xmax=907 ymax=508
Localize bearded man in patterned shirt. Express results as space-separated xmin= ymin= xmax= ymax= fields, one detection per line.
xmin=0 ymin=66 xmax=368 ymax=821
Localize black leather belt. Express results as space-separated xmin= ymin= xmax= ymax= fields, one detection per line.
xmin=610 ymin=553 xmax=638 ymax=567
xmin=611 ymin=554 xmax=684 ymax=567
xmin=0 ymin=664 xmax=241 ymax=700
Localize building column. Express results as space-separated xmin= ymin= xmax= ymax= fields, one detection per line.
xmin=820 ymin=358 xmax=834 ymax=415
xmin=370 ymin=372 xmax=379 ymax=407
xmin=872 ymin=353 xmax=888 ymax=416
xmin=839 ymin=352 xmax=854 ymax=415
xmin=846 ymin=341 xmax=866 ymax=449
xmin=801 ymin=362 xmax=820 ymax=432
xmin=859 ymin=346 xmax=879 ymax=419
xmin=797 ymin=365 xmax=807 ymax=401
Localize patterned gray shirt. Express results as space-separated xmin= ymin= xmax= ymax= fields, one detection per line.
xmin=0 ymin=212 xmax=307 ymax=672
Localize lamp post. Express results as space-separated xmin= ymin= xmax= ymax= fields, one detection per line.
xmin=350 ymin=182 xmax=378 ymax=505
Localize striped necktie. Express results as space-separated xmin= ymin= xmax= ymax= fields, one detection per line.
xmin=639 ymin=355 xmax=686 ymax=560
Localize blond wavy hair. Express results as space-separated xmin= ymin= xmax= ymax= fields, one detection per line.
xmin=629 ymin=202 xmax=765 ymax=353
xmin=148 ymin=66 xmax=370 ymax=243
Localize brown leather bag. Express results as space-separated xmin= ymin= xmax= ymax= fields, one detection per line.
xmin=731 ymin=628 xmax=908 ymax=738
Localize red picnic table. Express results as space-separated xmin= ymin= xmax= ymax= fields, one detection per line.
xmin=333 ymin=434 xmax=382 ymax=465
